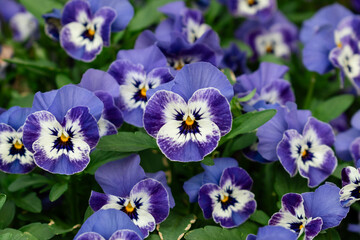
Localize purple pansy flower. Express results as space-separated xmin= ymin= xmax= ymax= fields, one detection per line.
xmin=42 ymin=9 xmax=62 ymax=41
xmin=269 ymin=183 xmax=349 ymax=240
xmin=340 ymin=166 xmax=360 ymax=207
xmin=236 ymin=11 xmax=297 ymax=60
xmin=226 ymin=0 xmax=276 ymax=21
xmin=246 ymin=226 xmax=297 ymax=240
xmin=89 ymin=154 xmax=173 ymax=238
xmin=22 ymin=85 xmax=103 ymax=175
xmin=234 ymin=62 xmax=294 ymax=111
xmin=107 ymin=45 xmax=173 ymax=127
xmin=301 ymin=3 xmax=353 ymax=74
xmin=59 ymin=0 xmax=116 ymax=62
xmin=78 ymin=69 xmax=123 ymax=137
xmin=277 ymin=117 xmax=337 ymax=187
xmin=0 ymin=0 xmax=38 ymax=42
xmin=144 ymin=62 xmax=233 ymax=162
xmin=135 ymin=1 xmax=222 ymax=69
xmin=183 ymin=157 xmax=239 ymax=202
xmin=75 ymin=209 xmax=143 ymax=240
xmin=198 ymin=166 xmax=256 ymax=228
xmin=219 ymin=43 xmax=249 ymax=76
xmin=0 ymin=106 xmax=35 ymax=174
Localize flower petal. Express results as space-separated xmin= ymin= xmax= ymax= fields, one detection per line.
xmin=109 ymin=230 xmax=142 ymax=240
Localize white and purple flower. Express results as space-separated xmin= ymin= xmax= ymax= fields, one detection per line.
xmin=107 ymin=45 xmax=173 ymax=127
xmin=0 ymin=107 xmax=35 ymax=174
xmin=22 ymin=85 xmax=103 ymax=175
xmin=75 ymin=209 xmax=144 ymax=240
xmin=277 ymin=117 xmax=337 ymax=187
xmin=227 ymin=0 xmax=276 ymax=21
xmin=269 ymin=183 xmax=349 ymax=240
xmin=89 ymin=154 xmax=173 ymax=238
xmin=59 ymin=0 xmax=116 ymax=62
xmin=198 ymin=166 xmax=256 ymax=228
xmin=340 ymin=166 xmax=360 ymax=207
xmin=144 ymin=63 xmax=233 ymax=162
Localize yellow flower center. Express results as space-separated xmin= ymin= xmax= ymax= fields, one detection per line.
xmin=301 ymin=150 xmax=307 ymax=157
xmin=125 ymin=202 xmax=135 ymax=213
xmin=14 ymin=140 xmax=23 ymax=150
xmin=185 ymin=116 xmax=195 ymax=126
xmin=248 ymin=0 xmax=255 ymax=5
xmin=221 ymin=195 xmax=229 ymax=203
xmin=337 ymin=42 xmax=342 ymax=48
xmin=60 ymin=133 xmax=70 ymax=143
xmin=266 ymin=45 xmax=273 ymax=53
xmin=88 ymin=28 xmax=95 ymax=36
xmin=140 ymin=87 xmax=147 ymax=97
xmin=299 ymin=224 xmax=304 ymax=230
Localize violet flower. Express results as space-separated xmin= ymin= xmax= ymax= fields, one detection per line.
xmin=198 ymin=166 xmax=256 ymax=228
xmin=22 ymin=85 xmax=103 ymax=175
xmin=75 ymin=209 xmax=143 ymax=240
xmin=89 ymin=154 xmax=173 ymax=237
xmin=234 ymin=62 xmax=295 ymax=111
xmin=340 ymin=166 xmax=360 ymax=207
xmin=236 ymin=11 xmax=297 ymax=60
xmin=0 ymin=106 xmax=35 ymax=174
xmin=78 ymin=69 xmax=123 ymax=137
xmin=107 ymin=45 xmax=173 ymax=127
xmin=42 ymin=9 xmax=62 ymax=41
xmin=219 ymin=43 xmax=249 ymax=76
xmin=143 ymin=62 xmax=233 ymax=162
xmin=269 ymin=183 xmax=349 ymax=240
xmin=246 ymin=226 xmax=297 ymax=240
xmin=226 ymin=0 xmax=277 ymax=21
xmin=59 ymin=0 xmax=116 ymax=62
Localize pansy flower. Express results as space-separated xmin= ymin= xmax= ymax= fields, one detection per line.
xmin=236 ymin=11 xmax=297 ymax=60
xmin=269 ymin=183 xmax=349 ymax=240
xmin=75 ymin=209 xmax=143 ymax=240
xmin=42 ymin=9 xmax=62 ymax=41
xmin=135 ymin=1 xmax=223 ymax=68
xmin=22 ymin=85 xmax=103 ymax=175
xmin=89 ymin=154 xmax=173 ymax=237
xmin=59 ymin=0 xmax=116 ymax=62
xmin=0 ymin=106 xmax=35 ymax=174
xmin=0 ymin=0 xmax=38 ymax=42
xmin=198 ymin=166 xmax=256 ymax=228
xmin=277 ymin=117 xmax=337 ymax=187
xmin=107 ymin=45 xmax=173 ymax=127
xmin=226 ymin=0 xmax=276 ymax=21
xmin=78 ymin=69 xmax=123 ymax=137
xmin=144 ymin=62 xmax=233 ymax=162
xmin=219 ymin=43 xmax=249 ymax=76
xmin=340 ymin=166 xmax=360 ymax=207
xmin=246 ymin=226 xmax=297 ymax=240
xmin=234 ymin=62 xmax=294 ymax=111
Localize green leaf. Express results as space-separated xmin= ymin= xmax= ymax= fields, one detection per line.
xmin=332 ymin=161 xmax=352 ymax=179
xmin=49 ymin=183 xmax=68 ymax=202
xmin=0 ymin=194 xmax=6 ymax=211
xmin=0 ymin=201 xmax=16 ymax=228
xmin=222 ymin=68 xmax=236 ymax=84
xmin=312 ymin=94 xmax=354 ymax=122
xmin=158 ymin=212 xmax=196 ymax=240
xmin=20 ymin=223 xmax=55 ymax=240
xmin=128 ymin=0 xmax=173 ymax=32
xmin=86 ymin=150 xmax=130 ymax=174
xmin=83 ymin=206 xmax=94 ymax=222
xmin=249 ymin=210 xmax=270 ymax=225
xmin=237 ymin=89 xmax=257 ymax=102
xmin=55 ymin=74 xmax=72 ymax=88
xmin=259 ymin=54 xmax=285 ymax=65
xmin=4 ymin=58 xmax=63 ymax=73
xmin=14 ymin=192 xmax=42 ymax=213
xmin=274 ymin=166 xmax=309 ymax=198
xmin=221 ymin=109 xmax=276 ymax=144
xmin=315 ymin=229 xmax=341 ymax=240
xmin=8 ymin=93 xmax=35 ymax=108
xmin=201 ymin=157 xmax=215 ymax=166
xmin=185 ymin=223 xmax=258 ymax=240
xmin=0 ymin=229 xmax=38 ymax=240
xmin=96 ymin=131 xmax=157 ymax=152
xmin=19 ymin=0 xmax=63 ymax=25
xmin=8 ymin=175 xmax=51 ymax=192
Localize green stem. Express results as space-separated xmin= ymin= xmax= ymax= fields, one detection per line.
xmin=303 ymin=75 xmax=316 ymax=109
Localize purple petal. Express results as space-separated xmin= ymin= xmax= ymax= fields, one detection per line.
xmin=95 ymin=154 xmax=146 ymax=197
xmin=76 ymin=232 xmax=105 ymax=240
xmin=277 ymin=129 xmax=301 ymax=176
xmin=31 ymin=89 xmax=57 ymax=112
xmin=250 ymin=226 xmax=297 ymax=240
xmin=183 ymin=172 xmax=204 ymax=203
xmin=335 ymin=128 xmax=360 ymax=161
xmin=146 ymin=171 xmax=175 ymax=208
xmin=304 ymin=217 xmax=323 ymax=240
xmin=341 ymin=166 xmax=360 ymax=186
xmin=61 ymin=0 xmax=91 ymax=25
xmin=92 ymin=7 xmax=116 ymax=46
xmin=109 ymin=230 xmax=142 ymax=240
xmin=171 ymin=62 xmax=234 ymax=102
xmin=220 ymin=167 xmax=253 ymax=191
xmin=158 ymin=1 xmax=186 ymax=17
xmin=0 ymin=106 xmax=32 ymax=130
xmin=302 ymin=117 xmax=335 ymax=147
xmin=134 ymin=30 xmax=157 ymax=49
xmin=0 ymin=0 xmax=24 ymax=22
xmin=201 ymin=158 xmax=238 ymax=185
xmin=285 ymin=102 xmax=312 ymax=133
xmin=94 ymin=91 xmax=123 ymax=128
xmin=281 ymin=193 xmax=304 ymax=217
xmin=147 ymin=67 xmax=174 ymax=86
xmin=74 ymin=209 xmax=144 ymax=239
xmin=198 ymin=183 xmax=221 ymax=219
xmin=89 ymin=191 xmax=113 ymax=212
xmin=302 ymin=183 xmax=350 ymax=230
xmin=117 ymin=45 xmax=168 ymax=73
xmin=188 ymin=88 xmax=232 ymax=136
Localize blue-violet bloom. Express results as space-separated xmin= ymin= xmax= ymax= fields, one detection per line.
xmin=246 ymin=226 xmax=297 ymax=240
xmin=226 ymin=0 xmax=276 ymax=21
xmin=340 ymin=166 xmax=360 ymax=207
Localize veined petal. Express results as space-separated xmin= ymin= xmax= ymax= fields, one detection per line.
xmin=341 ymin=166 xmax=360 ymax=186
xmin=132 ymin=209 xmax=156 ymax=238
xmin=220 ymin=167 xmax=253 ymax=191
xmin=76 ymin=232 xmax=105 ymax=240
xmin=98 ymin=117 xmax=117 ymax=137
xmin=188 ymin=88 xmax=232 ymax=136
xmin=198 ymin=183 xmax=222 ymax=219
xmin=92 ymin=7 xmax=116 ymax=46
xmin=89 ymin=191 xmax=123 ymax=211
xmin=109 ymin=230 xmax=142 ymax=240
xmin=304 ymin=217 xmax=323 ymax=240
xmin=61 ymin=0 xmax=91 ymax=25
xmin=302 ymin=117 xmax=335 ymax=147
xmin=339 ymin=183 xmax=360 ymax=207
xmin=202 ymin=158 xmax=239 ymax=185
xmin=280 ymin=193 xmax=306 ymax=219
